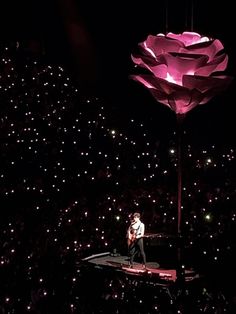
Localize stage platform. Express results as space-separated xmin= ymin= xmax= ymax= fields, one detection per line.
xmin=80 ymin=252 xmax=199 ymax=284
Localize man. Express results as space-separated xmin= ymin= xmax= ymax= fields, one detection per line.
xmin=127 ymin=212 xmax=146 ymax=268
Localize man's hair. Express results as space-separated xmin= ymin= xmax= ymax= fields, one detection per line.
xmin=133 ymin=212 xmax=140 ymax=219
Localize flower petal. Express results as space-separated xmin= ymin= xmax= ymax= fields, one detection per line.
xmin=167 ymin=89 xmax=204 ymax=114
xmin=182 ymin=75 xmax=233 ymax=92
xmin=159 ymin=53 xmax=208 ymax=84
xmin=166 ymin=31 xmax=209 ymax=46
xmin=195 ymin=53 xmax=228 ymax=75
xmin=148 ymin=84 xmax=204 ymax=114
xmin=141 ymin=35 xmax=184 ymax=56
xmin=180 ymin=39 xmax=224 ymax=61
xmin=130 ymin=74 xmax=185 ymax=93
xmin=130 ymin=74 xmax=204 ymax=114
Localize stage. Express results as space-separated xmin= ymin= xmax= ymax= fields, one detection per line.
xmin=80 ymin=252 xmax=198 ymax=284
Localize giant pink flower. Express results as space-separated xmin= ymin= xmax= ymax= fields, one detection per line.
xmin=131 ymin=31 xmax=232 ymax=114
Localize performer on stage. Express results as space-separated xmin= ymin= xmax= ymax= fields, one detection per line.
xmin=127 ymin=212 xmax=146 ymax=268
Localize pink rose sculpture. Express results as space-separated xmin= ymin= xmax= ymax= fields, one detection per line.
xmin=131 ymin=31 xmax=232 ymax=114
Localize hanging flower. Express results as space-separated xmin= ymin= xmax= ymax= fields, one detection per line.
xmin=130 ymin=31 xmax=232 ymax=114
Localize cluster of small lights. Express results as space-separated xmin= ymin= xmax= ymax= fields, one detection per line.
xmin=0 ymin=42 xmax=235 ymax=312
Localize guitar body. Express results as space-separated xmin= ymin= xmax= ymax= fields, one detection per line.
xmin=127 ymin=231 xmax=136 ymax=246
